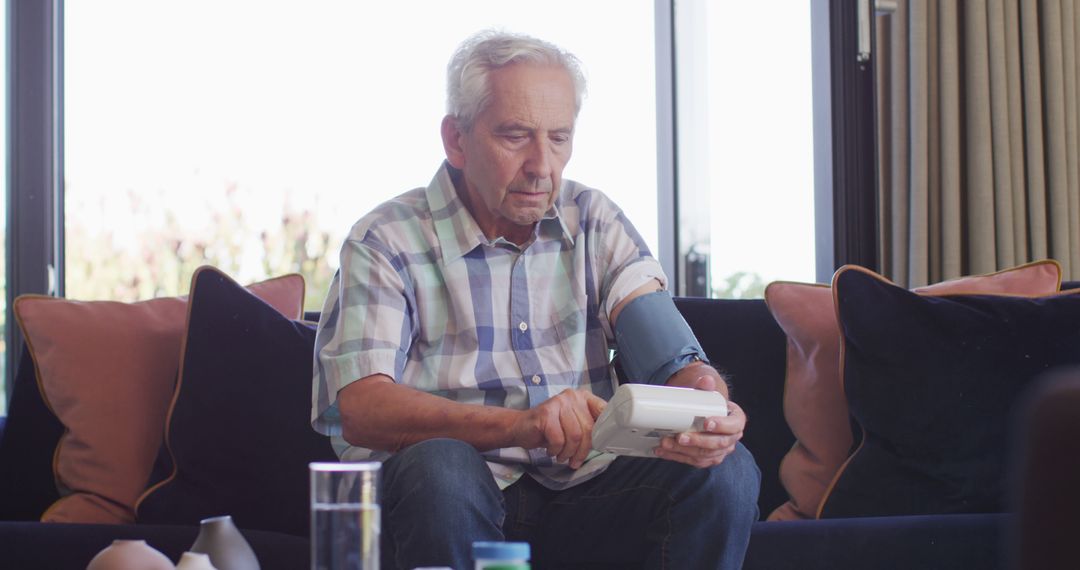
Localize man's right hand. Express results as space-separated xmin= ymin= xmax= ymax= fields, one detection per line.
xmin=511 ymin=388 xmax=606 ymax=470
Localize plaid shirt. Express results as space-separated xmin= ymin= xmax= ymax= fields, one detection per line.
xmin=312 ymin=163 xmax=666 ymax=489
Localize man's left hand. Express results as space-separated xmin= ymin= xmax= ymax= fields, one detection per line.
xmin=655 ymin=365 xmax=746 ymax=468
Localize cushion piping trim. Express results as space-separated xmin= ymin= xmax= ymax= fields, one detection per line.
xmin=132 ymin=266 xmax=210 ymax=512
xmin=13 ymin=294 xmax=86 ymax=522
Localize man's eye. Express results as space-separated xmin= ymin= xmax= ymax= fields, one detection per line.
xmin=503 ymin=134 xmax=528 ymax=143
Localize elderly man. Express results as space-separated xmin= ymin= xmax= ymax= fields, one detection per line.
xmin=312 ymin=30 xmax=760 ymax=569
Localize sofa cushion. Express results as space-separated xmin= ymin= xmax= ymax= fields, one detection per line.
xmin=136 ymin=266 xmax=337 ymax=536
xmin=818 ymin=265 xmax=1080 ymax=517
xmin=12 ymin=270 xmax=304 ymax=524
xmin=764 ymin=260 xmax=1061 ymax=520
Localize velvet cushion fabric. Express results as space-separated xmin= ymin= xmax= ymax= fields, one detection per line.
xmin=818 ymin=266 xmax=1080 ymax=518
xmin=136 ymin=267 xmax=337 ymax=537
xmin=12 ymin=270 xmax=305 ymax=524
xmin=764 ymin=260 xmax=1061 ymax=520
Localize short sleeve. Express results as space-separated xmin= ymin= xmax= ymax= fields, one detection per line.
xmin=595 ymin=205 xmax=668 ymax=322
xmin=311 ymin=235 xmax=412 ymax=435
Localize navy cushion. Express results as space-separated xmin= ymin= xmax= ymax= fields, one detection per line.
xmin=136 ymin=267 xmax=337 ymax=536
xmin=820 ymin=266 xmax=1080 ymax=518
xmin=0 ymin=345 xmax=63 ymax=520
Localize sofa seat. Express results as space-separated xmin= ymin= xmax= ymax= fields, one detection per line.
xmin=745 ymin=513 xmax=1009 ymax=569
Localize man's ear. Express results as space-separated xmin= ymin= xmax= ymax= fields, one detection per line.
xmin=441 ymin=115 xmax=467 ymax=169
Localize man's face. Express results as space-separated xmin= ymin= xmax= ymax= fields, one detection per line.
xmin=443 ymin=63 xmax=576 ymax=243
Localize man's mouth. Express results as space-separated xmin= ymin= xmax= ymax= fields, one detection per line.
xmin=509 ymin=183 xmax=552 ymax=195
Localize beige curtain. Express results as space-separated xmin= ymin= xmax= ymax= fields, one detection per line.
xmin=878 ymin=0 xmax=1080 ymax=286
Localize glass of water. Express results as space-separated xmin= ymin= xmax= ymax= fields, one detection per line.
xmin=310 ymin=461 xmax=381 ymax=570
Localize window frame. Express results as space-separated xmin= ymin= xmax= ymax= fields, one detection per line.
xmin=5 ymin=0 xmax=64 ymax=396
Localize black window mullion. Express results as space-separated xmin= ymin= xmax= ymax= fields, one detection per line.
xmin=828 ymin=0 xmax=880 ymax=272
xmin=6 ymin=0 xmax=63 ymax=398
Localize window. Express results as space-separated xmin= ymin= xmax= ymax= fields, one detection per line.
xmin=63 ymin=1 xmax=658 ymax=309
xmin=6 ymin=1 xmax=869 ymax=410
xmin=675 ymin=0 xmax=817 ymax=298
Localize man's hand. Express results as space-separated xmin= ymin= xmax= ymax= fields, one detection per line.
xmin=510 ymin=388 xmax=606 ymax=470
xmin=656 ymin=365 xmax=746 ymax=468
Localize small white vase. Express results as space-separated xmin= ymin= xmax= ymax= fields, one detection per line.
xmin=190 ymin=515 xmax=260 ymax=570
xmin=85 ymin=539 xmax=174 ymax=570
xmin=176 ymin=551 xmax=219 ymax=570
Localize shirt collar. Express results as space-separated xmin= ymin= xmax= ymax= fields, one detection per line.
xmin=426 ymin=162 xmax=575 ymax=264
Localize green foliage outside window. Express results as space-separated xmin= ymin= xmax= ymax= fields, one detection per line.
xmin=714 ymin=271 xmax=766 ymax=300
xmin=65 ymin=184 xmax=341 ymax=312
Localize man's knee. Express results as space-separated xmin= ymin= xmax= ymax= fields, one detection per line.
xmin=662 ymin=443 xmax=760 ymax=524
xmin=719 ymin=443 xmax=761 ymax=489
xmin=379 ymin=439 xmax=506 ymax=569
xmin=382 ymin=438 xmax=501 ymax=508
xmin=704 ymin=443 xmax=761 ymax=519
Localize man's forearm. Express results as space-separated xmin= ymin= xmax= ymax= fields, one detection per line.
xmin=338 ymin=376 xmax=521 ymax=452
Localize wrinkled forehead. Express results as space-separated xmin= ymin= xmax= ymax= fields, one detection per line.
xmin=482 ymin=63 xmax=578 ymax=127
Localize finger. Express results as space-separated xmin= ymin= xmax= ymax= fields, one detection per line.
xmin=708 ymin=403 xmax=747 ymax=435
xmin=655 ymin=441 xmax=728 ymax=468
xmin=543 ymin=412 xmax=567 ymax=459
xmin=663 ymin=436 xmax=728 ymax=460
xmin=557 ymin=403 xmax=583 ymax=466
xmin=558 ymin=392 xmax=594 ymax=468
xmin=586 ymin=393 xmax=607 ymax=419
xmin=673 ymin=431 xmax=739 ymax=454
xmin=569 ymin=397 xmax=598 ymax=468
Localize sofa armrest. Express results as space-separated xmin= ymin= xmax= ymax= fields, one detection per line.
xmin=1010 ymin=367 xmax=1080 ymax=569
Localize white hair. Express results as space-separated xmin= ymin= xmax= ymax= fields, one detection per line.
xmin=446 ymin=29 xmax=587 ymax=131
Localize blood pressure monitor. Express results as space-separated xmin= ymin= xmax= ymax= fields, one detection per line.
xmin=591 ymin=383 xmax=729 ymax=457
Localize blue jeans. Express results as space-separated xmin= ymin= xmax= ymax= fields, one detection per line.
xmin=379 ymin=438 xmax=760 ymax=570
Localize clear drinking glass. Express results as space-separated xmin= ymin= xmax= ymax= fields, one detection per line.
xmin=310 ymin=461 xmax=381 ymax=570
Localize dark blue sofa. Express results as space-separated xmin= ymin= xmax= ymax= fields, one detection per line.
xmin=0 ymin=297 xmax=1015 ymax=569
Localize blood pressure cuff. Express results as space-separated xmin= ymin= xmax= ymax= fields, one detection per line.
xmin=614 ymin=291 xmax=709 ymax=385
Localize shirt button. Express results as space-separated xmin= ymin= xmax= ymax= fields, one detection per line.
xmin=531 ymin=375 xmax=541 ymax=385
xmin=518 ymin=322 xmax=528 ymax=332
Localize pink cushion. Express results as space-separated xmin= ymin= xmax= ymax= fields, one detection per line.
xmin=14 ymin=268 xmax=305 ymax=524
xmin=765 ymin=260 xmax=1062 ymax=521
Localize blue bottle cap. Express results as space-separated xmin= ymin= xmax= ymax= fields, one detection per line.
xmin=472 ymin=541 xmax=531 ymax=560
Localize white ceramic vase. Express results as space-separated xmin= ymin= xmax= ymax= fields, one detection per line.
xmin=190 ymin=515 xmax=260 ymax=570
xmin=85 ymin=539 xmax=174 ymax=570
xmin=176 ymin=551 xmax=219 ymax=570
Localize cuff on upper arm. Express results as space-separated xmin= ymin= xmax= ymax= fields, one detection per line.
xmin=613 ymin=291 xmax=708 ymax=385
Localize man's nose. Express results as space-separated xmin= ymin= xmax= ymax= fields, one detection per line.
xmin=524 ymin=139 xmax=553 ymax=181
